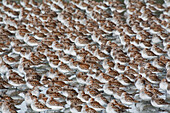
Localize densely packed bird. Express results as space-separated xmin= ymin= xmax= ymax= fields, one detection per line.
xmin=0 ymin=0 xmax=170 ymax=112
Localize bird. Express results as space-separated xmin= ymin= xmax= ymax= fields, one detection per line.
xmin=139 ymin=87 xmax=153 ymax=101
xmin=87 ymin=98 xmax=105 ymax=111
xmin=31 ymin=96 xmax=50 ymax=112
xmin=46 ymin=97 xmax=66 ymax=110
xmin=120 ymin=92 xmax=138 ymax=105
xmin=151 ymin=95 xmax=170 ymax=109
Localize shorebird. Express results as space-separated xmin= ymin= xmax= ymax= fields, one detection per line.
xmin=46 ymin=97 xmax=66 ymax=110
xmin=87 ymin=98 xmax=105 ymax=111
xmin=139 ymin=87 xmax=153 ymax=101
xmin=135 ymin=75 xmax=148 ymax=90
xmin=120 ymin=92 xmax=138 ymax=105
xmin=146 ymin=84 xmax=163 ymax=96
xmin=106 ymin=101 xmax=121 ymax=113
xmin=151 ymin=44 xmax=166 ymax=56
xmin=95 ymin=93 xmax=108 ymax=106
xmin=3 ymin=54 xmax=19 ymax=65
xmin=151 ymin=95 xmax=170 ymax=109
xmin=81 ymin=104 xmax=98 ymax=113
xmin=31 ymin=96 xmax=49 ymax=112
xmin=145 ymin=71 xmax=160 ymax=84
xmin=152 ymin=58 xmax=165 ymax=69
xmin=76 ymin=72 xmax=88 ymax=84
xmin=116 ymin=74 xmax=133 ymax=86
xmin=77 ymin=91 xmax=91 ymax=103
xmin=159 ymin=79 xmax=168 ymax=91
xmin=141 ymin=48 xmax=157 ymax=59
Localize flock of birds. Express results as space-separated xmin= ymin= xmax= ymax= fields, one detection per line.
xmin=0 ymin=0 xmax=170 ymax=112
